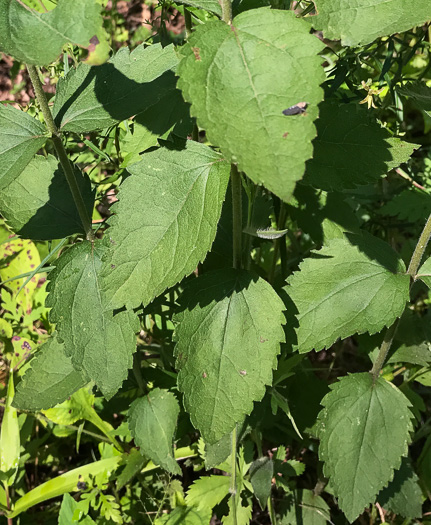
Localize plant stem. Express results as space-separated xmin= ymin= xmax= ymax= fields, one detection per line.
xmin=407 ymin=212 xmax=431 ymax=277
xmin=269 ymin=202 xmax=287 ymax=284
xmin=26 ymin=65 xmax=94 ymax=241
xmin=371 ymin=211 xmax=431 ymax=380
xmin=221 ymin=0 xmax=232 ymax=23
xmin=231 ymin=165 xmax=242 ymax=270
xmin=4 ymin=485 xmax=13 ymax=525
xmin=268 ymin=496 xmax=277 ymax=525
xmin=230 ymin=426 xmax=238 ymax=525
xmin=370 ymin=317 xmax=399 ymax=382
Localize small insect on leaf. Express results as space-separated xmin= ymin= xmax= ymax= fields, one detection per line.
xmin=282 ymin=102 xmax=308 ymax=116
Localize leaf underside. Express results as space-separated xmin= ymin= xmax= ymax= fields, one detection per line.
xmin=46 ymin=241 xmax=138 ymax=399
xmin=287 ymin=233 xmax=410 ymax=354
xmin=101 ymin=141 xmax=230 ymax=311
xmin=317 ymin=373 xmax=414 ymax=522
xmin=177 ymin=8 xmax=325 ymax=202
xmin=312 ymin=0 xmax=431 ymax=46
xmin=174 ymin=268 xmax=285 ymax=443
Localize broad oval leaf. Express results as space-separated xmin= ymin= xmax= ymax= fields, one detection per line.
xmin=177 ymin=8 xmax=325 ymax=202
xmin=279 ymin=489 xmax=331 ymax=525
xmin=317 ymin=373 xmax=414 ymax=522
xmin=101 ymin=141 xmax=230 ymax=310
xmin=287 ymin=233 xmax=410 ymax=354
xmin=0 ymin=104 xmax=47 ymax=191
xmin=154 ymin=506 xmax=212 ymax=525
xmin=46 ymin=241 xmax=139 ymax=399
xmin=128 ymin=389 xmax=181 ymax=475
xmin=312 ymin=0 xmax=431 ymax=47
xmin=303 ymin=103 xmax=417 ymax=191
xmin=13 ymin=335 xmax=88 ymax=412
xmin=0 ymin=155 xmax=95 ymax=240
xmin=174 ymin=269 xmax=285 ymax=443
xmin=0 ymin=0 xmax=106 ymax=65
xmin=53 ymin=43 xmax=178 ymax=133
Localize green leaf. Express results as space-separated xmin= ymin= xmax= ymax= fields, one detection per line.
xmin=222 ymin=498 xmax=252 ymax=525
xmin=121 ymin=89 xmax=193 ymax=168
xmin=8 ymin=455 xmax=124 ymax=518
xmin=312 ymin=0 xmax=431 ymax=46
xmin=416 ymin=255 xmax=431 ymax=288
xmin=177 ymin=8 xmax=325 ymax=202
xmin=42 ymin=387 xmax=94 ymax=426
xmin=377 ymin=457 xmax=423 ymax=519
xmin=287 ymin=233 xmax=410 ymax=354
xmin=154 ymin=506 xmax=212 ymax=525
xmin=116 ymin=448 xmax=147 ymax=490
xmin=176 ymin=0 xmax=222 ymax=16
xmin=53 ymin=43 xmax=178 ymax=133
xmin=59 ymin=493 xmax=96 ymax=525
xmin=174 ymin=269 xmax=285 ymax=443
xmin=205 ymin=433 xmax=232 ymax=469
xmin=101 ymin=141 xmax=230 ymax=310
xmin=0 ymin=371 xmax=20 ymax=485
xmin=303 ymin=103 xmax=417 ymax=191
xmin=0 ymin=0 xmax=106 ymax=65
xmin=128 ymin=389 xmax=181 ymax=475
xmin=380 ymin=188 xmax=431 ymax=223
xmin=279 ymin=489 xmax=331 ymax=525
xmin=46 ymin=241 xmax=139 ymax=399
xmin=0 ymin=104 xmax=47 ymax=191
xmin=249 ymin=457 xmax=273 ymax=510
xmin=186 ymin=475 xmax=231 ymax=509
xmin=0 ymin=155 xmax=95 ymax=240
xmin=317 ymin=373 xmax=413 ymax=522
xmin=398 ymin=82 xmax=431 ymax=117
xmin=13 ymin=335 xmax=87 ymax=411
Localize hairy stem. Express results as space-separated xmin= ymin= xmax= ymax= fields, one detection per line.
xmin=221 ymin=0 xmax=232 ymax=23
xmin=26 ymin=65 xmax=94 ymax=241
xmin=231 ymin=165 xmax=242 ymax=270
xmin=269 ymin=202 xmax=287 ymax=284
xmin=407 ymin=212 xmax=431 ymax=277
xmin=5 ymin=485 xmax=13 ymax=525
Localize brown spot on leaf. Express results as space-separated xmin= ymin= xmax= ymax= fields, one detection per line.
xmin=260 ymin=336 xmax=268 ymax=343
xmin=283 ymin=132 xmax=289 ymax=138
xmin=88 ymin=35 xmax=100 ymax=53
xmin=239 ymin=370 xmax=247 ymax=376
xmin=202 ymin=372 xmax=207 ymax=378
xmin=192 ymin=47 xmax=201 ymax=61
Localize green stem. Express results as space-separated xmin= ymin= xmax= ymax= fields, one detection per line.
xmin=231 ymin=165 xmax=242 ymax=270
xmin=268 ymin=496 xmax=277 ymax=525
xmin=371 ymin=211 xmax=431 ymax=380
xmin=85 ymin=408 xmax=124 ymax=452
xmin=269 ymin=202 xmax=287 ymax=284
xmin=407 ymin=212 xmax=431 ymax=277
xmin=221 ymin=0 xmax=232 ymax=23
xmin=370 ymin=316 xmax=399 ymax=382
xmin=26 ymin=65 xmax=94 ymax=241
xmin=230 ymin=426 xmax=238 ymax=525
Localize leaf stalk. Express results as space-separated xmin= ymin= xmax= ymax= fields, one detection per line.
xmin=26 ymin=65 xmax=95 ymax=242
